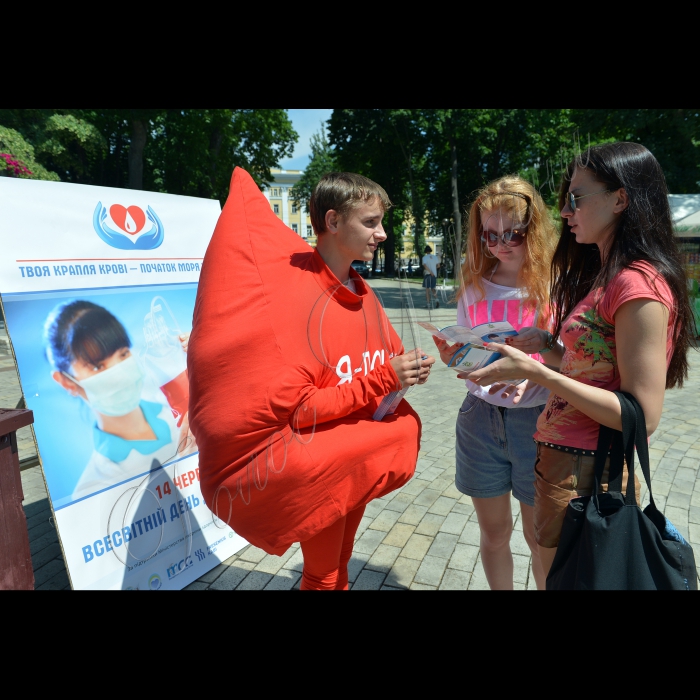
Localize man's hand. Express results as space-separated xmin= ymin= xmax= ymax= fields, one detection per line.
xmin=390 ymin=348 xmax=435 ymax=388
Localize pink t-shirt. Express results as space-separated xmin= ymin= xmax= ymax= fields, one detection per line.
xmin=534 ymin=262 xmax=676 ymax=450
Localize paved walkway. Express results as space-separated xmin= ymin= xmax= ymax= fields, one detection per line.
xmin=5 ymin=279 xmax=700 ymax=589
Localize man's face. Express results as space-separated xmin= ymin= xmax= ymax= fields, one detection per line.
xmin=333 ymin=199 xmax=387 ymax=262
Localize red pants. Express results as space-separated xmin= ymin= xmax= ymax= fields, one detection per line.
xmin=299 ymin=506 xmax=366 ymax=590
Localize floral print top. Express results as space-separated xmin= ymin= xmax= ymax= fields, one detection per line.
xmin=534 ymin=262 xmax=675 ymax=450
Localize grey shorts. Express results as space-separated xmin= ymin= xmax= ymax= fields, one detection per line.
xmin=455 ymin=393 xmax=544 ymax=506
xmin=422 ymin=274 xmax=436 ymax=289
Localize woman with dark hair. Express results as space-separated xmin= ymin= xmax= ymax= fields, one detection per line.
xmin=458 ymin=142 xmax=696 ymax=577
xmin=45 ymin=300 xmax=196 ymax=499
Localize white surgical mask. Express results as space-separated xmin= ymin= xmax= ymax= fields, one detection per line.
xmin=65 ymin=355 xmax=145 ymax=417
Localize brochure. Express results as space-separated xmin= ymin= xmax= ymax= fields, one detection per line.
xmin=418 ymin=320 xmax=518 ymax=373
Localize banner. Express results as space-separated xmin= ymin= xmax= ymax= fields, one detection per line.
xmin=0 ymin=178 xmax=247 ymax=589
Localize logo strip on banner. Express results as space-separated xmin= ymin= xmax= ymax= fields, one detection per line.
xmin=0 ymin=179 xmax=247 ymax=590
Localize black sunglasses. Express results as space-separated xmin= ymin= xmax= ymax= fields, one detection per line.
xmin=480 ymin=228 xmax=527 ymax=248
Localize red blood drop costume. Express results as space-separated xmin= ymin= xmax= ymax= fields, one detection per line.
xmin=188 ymin=167 xmax=422 ymax=564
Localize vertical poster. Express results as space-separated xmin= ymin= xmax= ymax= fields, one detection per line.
xmin=0 ymin=178 xmax=248 ymax=589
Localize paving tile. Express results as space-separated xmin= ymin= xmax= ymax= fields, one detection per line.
xmin=209 ymin=561 xmax=256 ymax=590
xmin=352 ymin=569 xmax=386 ymax=590
xmin=414 ymin=555 xmax=448 ymax=586
xmin=458 ymin=520 xmax=482 ymax=545
xmin=347 ymin=552 xmax=371 ymax=582
xmin=449 ymin=543 xmax=480 ymax=572
xmin=451 ymin=501 xmax=475 ymax=516
xmin=383 ymin=493 xmax=413 ymax=513
xmin=398 ymin=504 xmax=429 ymax=526
xmin=384 ymin=556 xmax=421 ymax=589
xmin=400 ymin=478 xmax=431 ymax=496
xmin=237 ymin=570 xmax=273 ymax=590
xmin=263 ymin=569 xmax=301 ymax=590
xmin=254 ymin=547 xmax=297 ymax=575
xmin=354 ymin=528 xmax=386 ymax=555
xmin=413 ymin=488 xmax=442 ymax=508
xmin=237 ymin=545 xmax=268 ymax=564
xmin=439 ymin=512 xmax=469 ymax=536
xmin=513 ymin=554 xmax=532 ymax=584
xmin=409 ymin=582 xmax=438 ymax=590
xmin=382 ymin=523 xmax=416 ymax=548
xmin=369 ymin=508 xmax=402 ymax=532
xmin=439 ymin=568 xmax=471 ymax=590
xmin=366 ymin=544 xmax=402 ymax=573
xmin=401 ymin=533 xmax=433 ymax=561
xmin=415 ymin=513 xmax=446 ymax=537
xmin=36 ymin=570 xmax=71 ymax=590
xmin=667 ymin=491 xmax=692 ymax=509
xmin=427 ymin=532 xmax=459 ymax=560
xmin=671 ymin=479 xmax=695 ymax=496
xmin=184 ymin=581 xmax=210 ymax=590
xmin=33 ymin=558 xmax=68 ymax=588
xmin=380 ymin=585 xmax=404 ymax=591
xmin=428 ymin=496 xmax=457 ymax=516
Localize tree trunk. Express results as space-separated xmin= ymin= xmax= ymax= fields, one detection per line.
xmin=384 ymin=206 xmax=395 ymax=276
xmin=450 ymin=136 xmax=462 ymax=283
xmin=128 ymin=119 xmax=147 ymax=190
xmin=208 ymin=128 xmax=223 ymax=198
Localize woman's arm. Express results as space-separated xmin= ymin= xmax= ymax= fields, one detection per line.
xmin=506 ymin=326 xmax=564 ymax=368
xmin=460 ymin=299 xmax=669 ymax=435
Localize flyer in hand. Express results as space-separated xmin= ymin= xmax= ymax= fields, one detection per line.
xmin=418 ymin=320 xmax=518 ymax=372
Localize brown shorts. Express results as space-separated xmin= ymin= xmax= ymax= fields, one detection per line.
xmin=533 ymin=443 xmax=641 ymax=548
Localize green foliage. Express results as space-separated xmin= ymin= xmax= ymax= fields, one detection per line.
xmin=37 ymin=113 xmax=108 ymax=182
xmin=291 ymin=122 xmax=336 ymax=211
xmin=0 ymin=109 xmax=298 ymax=203
xmin=0 ymin=126 xmax=60 ymax=181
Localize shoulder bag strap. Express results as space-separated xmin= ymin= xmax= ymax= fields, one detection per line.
xmin=615 ymin=391 xmax=655 ymax=507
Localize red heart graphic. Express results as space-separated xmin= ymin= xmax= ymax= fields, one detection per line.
xmin=110 ymin=205 xmax=146 ymax=235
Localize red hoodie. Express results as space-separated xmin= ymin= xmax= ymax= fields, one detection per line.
xmin=188 ymin=167 xmax=421 ymax=555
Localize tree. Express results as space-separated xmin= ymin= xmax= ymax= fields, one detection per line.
xmin=0 ymin=126 xmax=60 ymax=181
xmin=329 ymin=109 xmax=422 ymax=275
xmin=146 ymin=109 xmax=298 ymax=202
xmin=0 ymin=109 xmax=299 ymax=203
xmin=291 ymin=122 xmax=336 ymax=212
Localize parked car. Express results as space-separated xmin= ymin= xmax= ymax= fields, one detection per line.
xmin=351 ymin=260 xmax=370 ymax=278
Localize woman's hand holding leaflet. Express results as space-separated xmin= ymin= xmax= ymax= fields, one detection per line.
xmin=505 ymin=326 xmax=547 ymax=354
xmin=432 ymin=335 xmax=463 ymax=365
xmin=457 ymin=342 xmax=539 ymax=385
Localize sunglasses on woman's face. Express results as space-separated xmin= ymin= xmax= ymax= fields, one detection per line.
xmin=565 ymin=189 xmax=609 ymax=213
xmin=480 ymin=228 xmax=527 ymax=247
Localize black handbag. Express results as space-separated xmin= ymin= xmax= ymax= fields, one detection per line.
xmin=546 ymin=390 xmax=698 ymax=590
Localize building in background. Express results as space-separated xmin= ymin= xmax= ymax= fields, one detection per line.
xmin=262 ymin=169 xmax=315 ymax=246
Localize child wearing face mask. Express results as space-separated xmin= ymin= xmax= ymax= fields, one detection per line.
xmin=433 ymin=175 xmax=558 ymax=590
xmin=45 ymin=300 xmax=196 ymax=500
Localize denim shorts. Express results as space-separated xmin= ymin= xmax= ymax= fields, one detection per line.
xmin=455 ymin=393 xmax=544 ymax=506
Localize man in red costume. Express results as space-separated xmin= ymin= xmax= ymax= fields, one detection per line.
xmin=188 ymin=169 xmax=434 ymax=589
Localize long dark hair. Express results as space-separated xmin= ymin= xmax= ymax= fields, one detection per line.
xmin=44 ymin=300 xmax=131 ymax=374
xmin=550 ymin=141 xmax=696 ymax=389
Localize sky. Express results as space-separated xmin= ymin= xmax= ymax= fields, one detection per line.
xmin=279 ymin=109 xmax=333 ymax=171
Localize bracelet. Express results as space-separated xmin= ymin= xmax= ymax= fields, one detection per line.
xmin=539 ymin=331 xmax=556 ymax=353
